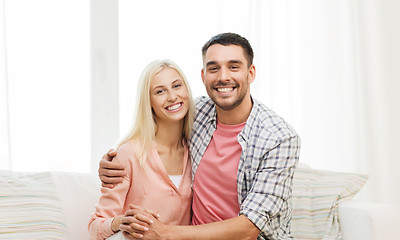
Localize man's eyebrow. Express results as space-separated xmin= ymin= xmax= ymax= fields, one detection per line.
xmin=206 ymin=60 xmax=244 ymax=67
xmin=205 ymin=61 xmax=217 ymax=67
xmin=228 ymin=60 xmax=244 ymax=64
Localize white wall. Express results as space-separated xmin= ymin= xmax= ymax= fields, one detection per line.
xmin=90 ymin=0 xmax=119 ymax=172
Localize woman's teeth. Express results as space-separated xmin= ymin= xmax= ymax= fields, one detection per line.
xmin=167 ymin=103 xmax=181 ymax=110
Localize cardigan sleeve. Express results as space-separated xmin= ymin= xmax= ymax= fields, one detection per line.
xmin=88 ymin=142 xmax=134 ymax=240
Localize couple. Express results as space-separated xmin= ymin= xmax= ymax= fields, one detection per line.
xmin=89 ymin=33 xmax=300 ymax=240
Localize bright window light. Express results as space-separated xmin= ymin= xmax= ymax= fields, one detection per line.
xmin=4 ymin=0 xmax=90 ymax=172
xmin=119 ymin=0 xmax=253 ymax=136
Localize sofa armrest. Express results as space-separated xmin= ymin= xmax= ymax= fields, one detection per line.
xmin=338 ymin=200 xmax=400 ymax=240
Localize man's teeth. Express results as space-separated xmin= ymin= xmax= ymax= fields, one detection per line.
xmin=167 ymin=103 xmax=181 ymax=110
xmin=217 ymin=87 xmax=234 ymax=93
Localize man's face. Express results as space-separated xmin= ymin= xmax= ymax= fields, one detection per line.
xmin=201 ymin=44 xmax=255 ymax=111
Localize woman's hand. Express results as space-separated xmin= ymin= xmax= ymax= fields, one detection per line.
xmin=119 ymin=205 xmax=161 ymax=239
xmin=111 ymin=215 xmax=123 ymax=233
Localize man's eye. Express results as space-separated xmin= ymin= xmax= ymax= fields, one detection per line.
xmin=208 ymin=67 xmax=218 ymax=71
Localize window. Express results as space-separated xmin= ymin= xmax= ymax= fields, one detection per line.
xmin=2 ymin=0 xmax=90 ymax=172
xmin=119 ymin=0 xmax=255 ymax=136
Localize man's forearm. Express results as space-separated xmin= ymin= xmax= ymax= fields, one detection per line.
xmin=161 ymin=215 xmax=260 ymax=240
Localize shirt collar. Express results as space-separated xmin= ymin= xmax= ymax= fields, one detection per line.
xmin=239 ymin=96 xmax=260 ymax=141
xmin=207 ymin=96 xmax=260 ymax=141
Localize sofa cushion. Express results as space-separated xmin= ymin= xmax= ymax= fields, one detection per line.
xmin=291 ymin=167 xmax=368 ymax=240
xmin=0 ymin=170 xmax=68 ymax=240
xmin=51 ymin=171 xmax=100 ymax=240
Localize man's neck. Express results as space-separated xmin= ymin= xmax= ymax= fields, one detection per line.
xmin=216 ymin=96 xmax=253 ymax=125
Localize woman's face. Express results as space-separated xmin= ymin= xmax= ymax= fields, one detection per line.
xmin=150 ymin=68 xmax=190 ymax=123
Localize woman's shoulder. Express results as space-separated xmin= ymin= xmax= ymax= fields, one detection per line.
xmin=117 ymin=140 xmax=133 ymax=153
xmin=114 ymin=140 xmax=139 ymax=165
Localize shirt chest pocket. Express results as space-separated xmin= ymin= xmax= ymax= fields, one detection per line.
xmin=240 ymin=152 xmax=264 ymax=190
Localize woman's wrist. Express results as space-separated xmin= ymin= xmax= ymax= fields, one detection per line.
xmin=111 ymin=215 xmax=123 ymax=233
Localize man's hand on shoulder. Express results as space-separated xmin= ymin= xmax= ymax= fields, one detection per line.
xmin=98 ymin=149 xmax=126 ymax=188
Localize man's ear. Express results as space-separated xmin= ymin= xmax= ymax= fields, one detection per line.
xmin=201 ymin=68 xmax=205 ymax=84
xmin=248 ymin=64 xmax=256 ymax=84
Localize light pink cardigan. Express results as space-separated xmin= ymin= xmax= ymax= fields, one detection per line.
xmin=88 ymin=140 xmax=192 ymax=240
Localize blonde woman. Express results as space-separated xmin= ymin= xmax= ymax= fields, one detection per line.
xmin=89 ymin=59 xmax=195 ymax=240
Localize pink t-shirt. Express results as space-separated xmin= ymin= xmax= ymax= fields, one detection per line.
xmin=191 ymin=120 xmax=245 ymax=225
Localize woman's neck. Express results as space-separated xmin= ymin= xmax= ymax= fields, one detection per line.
xmin=155 ymin=120 xmax=184 ymax=150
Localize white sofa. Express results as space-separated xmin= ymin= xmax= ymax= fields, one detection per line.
xmin=0 ymin=168 xmax=399 ymax=240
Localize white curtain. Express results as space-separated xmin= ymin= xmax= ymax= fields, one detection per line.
xmin=0 ymin=0 xmax=11 ymax=169
xmin=1 ymin=0 xmax=398 ymax=206
xmin=353 ymin=0 xmax=400 ymax=206
xmin=120 ymin=0 xmax=400 ymax=206
xmin=0 ymin=0 xmax=91 ymax=173
xmin=248 ymin=0 xmax=400 ymax=207
xmin=255 ymin=0 xmax=400 ymax=206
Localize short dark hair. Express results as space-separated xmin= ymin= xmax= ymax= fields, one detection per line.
xmin=201 ymin=32 xmax=254 ymax=67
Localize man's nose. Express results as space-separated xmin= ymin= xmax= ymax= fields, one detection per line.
xmin=218 ymin=67 xmax=231 ymax=82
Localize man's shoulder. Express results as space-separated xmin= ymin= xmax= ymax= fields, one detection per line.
xmin=251 ymin=99 xmax=299 ymax=140
xmin=194 ymin=96 xmax=213 ymax=108
xmin=194 ymin=96 xmax=216 ymax=119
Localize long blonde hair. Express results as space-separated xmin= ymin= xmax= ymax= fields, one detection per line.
xmin=118 ymin=59 xmax=195 ymax=169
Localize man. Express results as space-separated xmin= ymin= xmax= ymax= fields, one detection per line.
xmin=99 ymin=33 xmax=300 ymax=239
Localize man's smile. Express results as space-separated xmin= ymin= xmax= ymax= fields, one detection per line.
xmin=216 ymin=87 xmax=234 ymax=93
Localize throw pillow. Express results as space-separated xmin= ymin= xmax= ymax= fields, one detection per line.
xmin=291 ymin=167 xmax=368 ymax=240
xmin=0 ymin=170 xmax=68 ymax=240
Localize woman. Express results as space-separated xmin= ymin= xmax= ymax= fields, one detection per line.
xmin=89 ymin=59 xmax=195 ymax=240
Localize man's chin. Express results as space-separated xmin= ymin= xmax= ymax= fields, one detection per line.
xmin=214 ymin=100 xmax=239 ymax=111
xmin=208 ymin=92 xmax=244 ymax=111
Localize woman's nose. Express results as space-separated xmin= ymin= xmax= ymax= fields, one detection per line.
xmin=167 ymin=91 xmax=177 ymax=101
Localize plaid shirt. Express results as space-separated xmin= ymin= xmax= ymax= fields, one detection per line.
xmin=189 ymin=96 xmax=300 ymax=239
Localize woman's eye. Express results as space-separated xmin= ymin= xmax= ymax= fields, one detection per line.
xmin=173 ymin=84 xmax=182 ymax=88
xmin=156 ymin=89 xmax=164 ymax=94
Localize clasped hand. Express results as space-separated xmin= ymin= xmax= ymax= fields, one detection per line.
xmin=119 ymin=204 xmax=164 ymax=240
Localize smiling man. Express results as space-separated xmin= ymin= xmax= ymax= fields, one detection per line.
xmin=99 ymin=33 xmax=301 ymax=240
